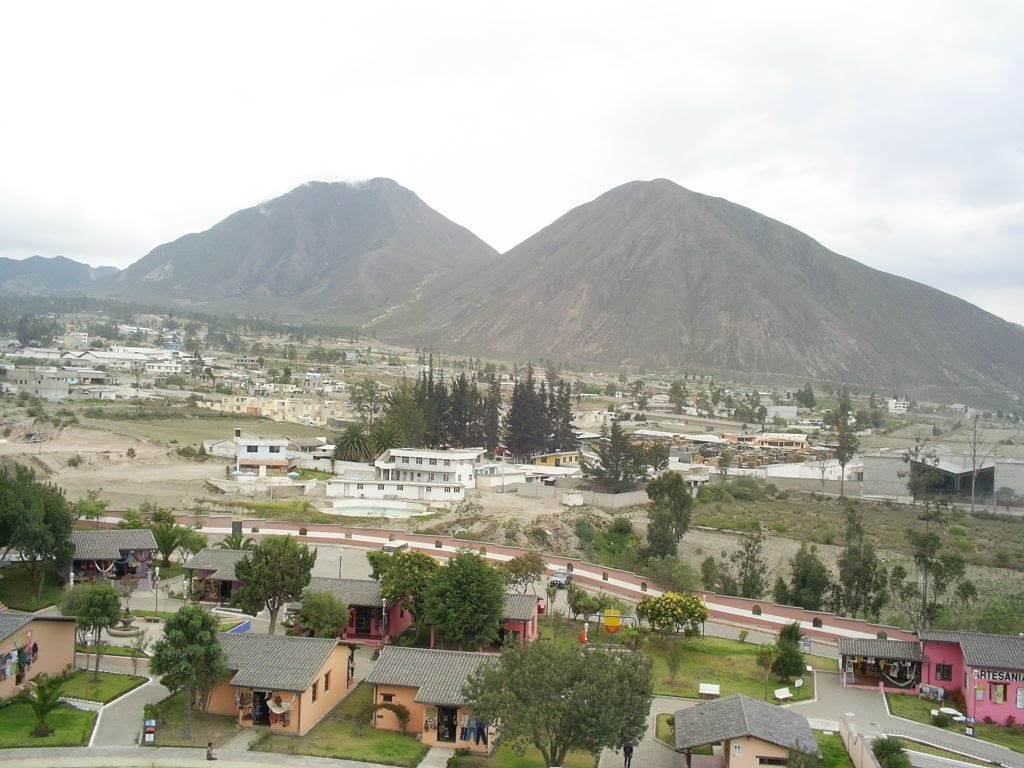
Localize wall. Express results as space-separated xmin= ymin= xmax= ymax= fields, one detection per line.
xmin=515 ymin=484 xmax=649 ymax=509
xmin=965 ymin=665 xmax=1024 ymax=725
xmin=839 ymin=719 xmax=882 ymax=768
xmin=725 ymin=735 xmax=789 ymax=768
xmin=920 ymin=640 xmax=964 ymax=695
xmin=296 ymin=644 xmax=350 ymax=735
xmin=372 ymin=684 xmax=492 ymax=754
xmin=0 ymin=617 xmax=75 ymax=699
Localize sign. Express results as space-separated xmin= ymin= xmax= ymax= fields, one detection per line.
xmin=603 ymin=609 xmax=621 ymax=635
xmin=975 ymin=669 xmax=1024 ymax=683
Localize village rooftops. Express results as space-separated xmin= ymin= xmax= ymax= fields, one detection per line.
xmin=918 ymin=630 xmax=1024 ymax=669
xmin=219 ymin=633 xmax=339 ymax=692
xmin=303 ymin=577 xmax=382 ymax=607
xmin=0 ymin=610 xmax=76 ymax=643
xmin=673 ymin=694 xmax=820 ymax=755
xmin=71 ymin=529 xmax=158 ymax=561
xmin=186 ymin=548 xmax=249 ymax=581
xmin=365 ymin=646 xmax=496 ymax=707
xmin=838 ymin=638 xmax=923 ymax=662
xmin=502 ymin=593 xmax=540 ymax=622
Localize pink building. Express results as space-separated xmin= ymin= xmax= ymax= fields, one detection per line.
xmin=299 ymin=577 xmax=412 ymax=644
xmin=919 ymin=630 xmax=1024 ymax=725
xmin=498 ymin=593 xmax=540 ymax=647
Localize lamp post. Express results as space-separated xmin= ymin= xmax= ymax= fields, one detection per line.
xmin=338 ymin=552 xmax=343 ymax=579
xmin=154 ymin=567 xmax=161 ymax=614
xmin=381 ymin=598 xmax=387 ymax=643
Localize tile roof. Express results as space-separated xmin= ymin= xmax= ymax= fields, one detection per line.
xmin=838 ymin=638 xmax=922 ymax=662
xmin=919 ymin=630 xmax=1024 ymax=669
xmin=186 ymin=549 xmax=249 ymax=581
xmin=304 ymin=577 xmax=382 ymax=607
xmin=219 ymin=633 xmax=339 ymax=692
xmin=502 ymin=593 xmax=539 ymax=622
xmin=365 ymin=646 xmax=497 ymax=707
xmin=0 ymin=611 xmax=34 ymax=642
xmin=71 ymin=529 xmax=158 ymax=561
xmin=673 ymin=695 xmax=820 ymax=755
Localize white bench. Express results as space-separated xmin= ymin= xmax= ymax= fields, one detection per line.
xmin=699 ymin=683 xmax=720 ymax=698
xmin=774 ymin=687 xmax=793 ymax=702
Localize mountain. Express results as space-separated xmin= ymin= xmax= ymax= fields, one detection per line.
xmin=372 ymin=179 xmax=1024 ymax=401
xmin=0 ymin=255 xmax=118 ymax=294
xmin=105 ymin=179 xmax=497 ymax=318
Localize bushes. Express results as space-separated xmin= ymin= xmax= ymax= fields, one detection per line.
xmin=931 ymin=712 xmax=952 ymax=728
xmin=872 ymin=737 xmax=911 ymax=768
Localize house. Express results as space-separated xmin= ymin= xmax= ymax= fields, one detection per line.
xmin=71 ymin=529 xmax=159 ymax=583
xmin=186 ymin=548 xmax=249 ymax=603
xmin=296 ymin=577 xmax=412 ymax=645
xmin=838 ymin=637 xmax=923 ymax=691
xmin=205 ymin=633 xmax=355 ymax=736
xmin=364 ymin=646 xmax=497 ymax=753
xmin=673 ymin=694 xmax=820 ymax=768
xmin=528 ymin=451 xmax=581 ymax=468
xmin=234 ymin=427 xmax=290 ymax=477
xmin=0 ymin=605 xmax=76 ymax=699
xmin=887 ymin=398 xmax=910 ymax=415
xmin=374 ymin=448 xmax=485 ymax=490
xmin=498 ymin=593 xmax=540 ymax=647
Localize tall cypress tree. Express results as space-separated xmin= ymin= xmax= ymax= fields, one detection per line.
xmin=484 ymin=375 xmax=502 ymax=453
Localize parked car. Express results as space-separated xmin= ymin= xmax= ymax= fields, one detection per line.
xmin=549 ymin=569 xmax=572 ymax=588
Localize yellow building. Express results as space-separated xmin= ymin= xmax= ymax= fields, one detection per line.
xmin=528 ymin=451 xmax=581 ymax=468
xmin=0 ymin=609 xmax=76 ymax=700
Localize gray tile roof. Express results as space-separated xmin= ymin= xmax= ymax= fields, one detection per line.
xmin=502 ymin=593 xmax=539 ymax=622
xmin=304 ymin=577 xmax=383 ymax=607
xmin=71 ymin=529 xmax=158 ymax=561
xmin=673 ymin=695 xmax=820 ymax=756
xmin=919 ymin=630 xmax=1024 ymax=669
xmin=0 ymin=611 xmax=34 ymax=642
xmin=219 ymin=632 xmax=339 ymax=692
xmin=838 ymin=638 xmax=922 ymax=662
xmin=186 ymin=549 xmax=249 ymax=581
xmin=365 ymin=646 xmax=497 ymax=707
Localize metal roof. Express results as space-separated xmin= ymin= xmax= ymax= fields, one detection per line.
xmin=919 ymin=630 xmax=1024 ymax=670
xmin=502 ymin=593 xmax=539 ymax=622
xmin=673 ymin=695 xmax=820 ymax=755
xmin=186 ymin=548 xmax=249 ymax=581
xmin=220 ymin=633 xmax=339 ymax=692
xmin=71 ymin=529 xmax=158 ymax=561
xmin=304 ymin=577 xmax=382 ymax=607
xmin=838 ymin=638 xmax=923 ymax=662
xmin=364 ymin=646 xmax=496 ymax=707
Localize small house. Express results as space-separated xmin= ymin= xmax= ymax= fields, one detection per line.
xmin=0 ymin=606 xmax=76 ymax=699
xmin=71 ymin=529 xmax=158 ymax=583
xmin=296 ymin=577 xmax=412 ymax=644
xmin=185 ymin=548 xmax=249 ymax=603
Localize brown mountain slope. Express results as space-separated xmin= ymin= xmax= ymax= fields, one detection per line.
xmin=104 ymin=179 xmax=497 ymax=318
xmin=373 ymin=179 xmax=1024 ymax=400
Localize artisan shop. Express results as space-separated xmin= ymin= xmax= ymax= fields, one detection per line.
xmin=838 ymin=637 xmax=922 ymax=691
xmin=206 ymin=633 xmax=355 ymax=736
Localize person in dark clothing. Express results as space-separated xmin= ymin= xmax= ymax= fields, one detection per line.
xmin=623 ymin=743 xmax=634 ymax=768
xmin=207 ymin=742 xmax=217 ymax=760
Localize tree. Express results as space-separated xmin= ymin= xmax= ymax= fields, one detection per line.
xmin=424 ymin=552 xmax=504 ymax=649
xmin=835 ymin=506 xmax=888 ymax=619
xmin=296 ymin=592 xmax=350 ymax=638
xmin=834 ymin=388 xmax=859 ymax=496
xmin=780 ymin=543 xmax=832 ymax=611
xmin=584 ymin=420 xmax=647 ymax=492
xmin=75 ymin=582 xmax=123 ymax=679
xmin=965 ymin=414 xmax=1005 ymax=513
xmin=368 ymin=421 xmax=404 ymax=457
xmin=464 ymin=642 xmax=653 ymax=768
xmin=350 ymin=378 xmax=382 ymax=423
xmin=174 ymin=527 xmax=207 ymax=565
xmin=898 ymin=439 xmax=942 ymax=506
xmin=731 ymin=526 xmax=768 ymax=599
xmin=150 ymin=522 xmax=182 ymax=567
xmin=756 ymin=643 xmax=780 ymax=700
xmin=636 ymin=592 xmax=708 ymax=636
xmin=333 ymin=422 xmax=372 ymax=463
xmin=772 ymin=622 xmax=805 ymax=678
xmin=500 ymin=552 xmax=546 ymax=594
xmin=374 ymin=550 xmax=440 ymax=637
xmin=795 ymin=383 xmax=816 ymax=409
xmin=382 ymin=381 xmax=427 ymax=448
xmin=214 ymin=531 xmax=255 ymax=551
xmin=565 ymin=583 xmax=599 ymax=621
xmin=645 ymin=472 xmax=694 ymax=558
xmin=15 ymin=672 xmax=67 ymax=736
xmin=150 ymin=605 xmax=228 ymax=739
xmin=483 ymin=375 xmax=502 ymax=452
xmin=234 ymin=536 xmax=316 ymax=635
xmin=73 ymin=489 xmax=108 ymax=528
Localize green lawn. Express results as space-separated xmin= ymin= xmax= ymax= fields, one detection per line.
xmin=886 ymin=694 xmax=1024 ymax=755
xmin=152 ymin=690 xmax=239 ymax=747
xmin=253 ymin=682 xmax=428 ymax=766
xmin=0 ymin=702 xmax=97 ymax=748
xmin=60 ymin=670 xmax=147 ymax=703
xmin=816 ymin=733 xmax=854 ymax=768
xmin=459 ymin=743 xmax=596 ymax=768
xmin=132 ymin=609 xmax=178 ymax=620
xmin=0 ymin=562 xmax=64 ymax=611
xmin=76 ymin=642 xmax=148 ymax=658
xmin=218 ymin=620 xmax=243 ymax=632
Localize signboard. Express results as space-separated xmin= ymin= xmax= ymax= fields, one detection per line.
xmin=975 ymin=669 xmax=1024 ymax=683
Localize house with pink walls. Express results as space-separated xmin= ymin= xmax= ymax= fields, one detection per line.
xmin=297 ymin=577 xmax=412 ymax=645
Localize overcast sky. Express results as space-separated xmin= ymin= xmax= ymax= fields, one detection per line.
xmin=2 ymin=2 xmax=1022 ymax=324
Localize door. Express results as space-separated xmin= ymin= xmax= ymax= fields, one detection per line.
xmin=355 ymin=606 xmax=371 ymax=634
xmin=437 ymin=706 xmax=457 ymax=743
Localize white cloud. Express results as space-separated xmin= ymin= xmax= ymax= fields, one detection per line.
xmin=0 ymin=1 xmax=1021 ymax=323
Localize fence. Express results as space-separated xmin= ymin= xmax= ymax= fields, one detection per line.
xmin=839 ymin=719 xmax=881 ymax=768
xmin=515 ymin=484 xmax=650 ymax=509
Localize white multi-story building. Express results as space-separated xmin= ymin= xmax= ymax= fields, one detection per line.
xmin=373 ymin=447 xmax=485 ymax=490
xmin=233 ymin=428 xmax=289 ymax=476
xmin=887 ymin=398 xmax=910 ymax=415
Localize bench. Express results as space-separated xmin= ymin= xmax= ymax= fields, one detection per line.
xmin=698 ymin=683 xmax=720 ymax=698
xmin=144 ymin=616 xmax=161 ymax=623
xmin=774 ymin=687 xmax=793 ymax=702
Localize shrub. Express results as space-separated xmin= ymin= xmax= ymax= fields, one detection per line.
xmin=610 ymin=517 xmax=633 ymax=535
xmin=738 ymin=630 xmax=749 ymax=644
xmin=931 ymin=712 xmax=952 ymax=728
xmin=67 ymin=454 xmax=82 ymax=468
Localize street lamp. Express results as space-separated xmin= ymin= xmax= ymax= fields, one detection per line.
xmin=154 ymin=567 xmax=161 ymax=614
xmin=338 ymin=552 xmax=343 ymax=579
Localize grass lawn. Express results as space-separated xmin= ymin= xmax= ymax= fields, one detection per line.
xmin=886 ymin=694 xmax=1024 ymax=755
xmin=459 ymin=743 xmax=596 ymax=768
xmin=152 ymin=690 xmax=239 ymax=748
xmin=133 ymin=609 xmax=178 ymax=620
xmin=0 ymin=562 xmax=64 ymax=611
xmin=816 ymin=733 xmax=854 ymax=768
xmin=253 ymin=682 xmax=428 ymax=766
xmin=218 ymin=620 xmax=243 ymax=632
xmin=0 ymin=702 xmax=97 ymax=748
xmin=61 ymin=670 xmax=147 ymax=703
xmin=76 ymin=642 xmax=148 ymax=658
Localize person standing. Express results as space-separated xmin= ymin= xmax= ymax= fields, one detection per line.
xmin=623 ymin=743 xmax=634 ymax=768
xmin=207 ymin=742 xmax=217 ymax=760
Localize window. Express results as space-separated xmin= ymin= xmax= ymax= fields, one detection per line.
xmin=246 ymin=445 xmax=258 ymax=453
xmin=382 ymin=693 xmax=394 ymax=703
xmin=444 ymin=487 xmax=451 ymax=493
xmin=324 ymin=671 xmax=331 ymax=692
xmin=378 ymin=484 xmax=385 ymax=491
xmin=429 ymin=474 xmax=435 ymax=481
xmin=992 ymin=684 xmax=1008 ymax=704
xmin=444 ymin=459 xmax=450 ymax=466
xmin=416 ymin=458 xmax=423 ymax=465
xmin=357 ymin=483 xmax=363 ymax=490
xmin=732 ymin=744 xmax=742 ymax=757
xmin=397 ymin=485 xmax=404 ymax=491
xmin=269 ymin=446 xmax=281 ymax=453
xmin=758 ymin=759 xmax=787 ymax=766
xmin=401 ymin=456 xmax=409 ymax=464
xmin=935 ymin=664 xmax=953 ymax=681
xmin=312 ymin=681 xmax=319 ymax=702
xmin=429 ymin=458 xmax=437 ymax=465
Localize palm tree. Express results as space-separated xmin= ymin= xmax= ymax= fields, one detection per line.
xmin=214 ymin=532 xmax=256 ymax=551
xmin=756 ymin=643 xmax=780 ymax=701
xmin=16 ymin=672 xmax=67 ymax=736
xmin=369 ymin=422 xmax=404 ymax=458
xmin=333 ymin=423 xmax=372 ymax=463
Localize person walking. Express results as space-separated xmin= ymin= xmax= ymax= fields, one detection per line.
xmin=207 ymin=742 xmax=218 ymax=760
xmin=623 ymin=743 xmax=634 ymax=768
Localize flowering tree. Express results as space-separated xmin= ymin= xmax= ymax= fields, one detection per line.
xmin=636 ymin=591 xmax=708 ymax=637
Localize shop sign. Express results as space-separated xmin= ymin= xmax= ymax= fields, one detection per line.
xmin=975 ymin=670 xmax=1024 ymax=682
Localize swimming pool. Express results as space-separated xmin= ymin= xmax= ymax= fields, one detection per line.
xmin=327 ymin=499 xmax=431 ymax=517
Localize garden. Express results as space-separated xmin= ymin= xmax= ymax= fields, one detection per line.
xmin=886 ymin=694 xmax=1024 ymax=755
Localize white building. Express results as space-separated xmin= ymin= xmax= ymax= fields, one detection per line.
xmin=326 ymin=478 xmax=465 ymax=504
xmin=887 ymin=398 xmax=910 ymax=415
xmin=233 ymin=428 xmax=290 ymax=476
xmin=373 ymin=447 xmax=485 ymax=490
